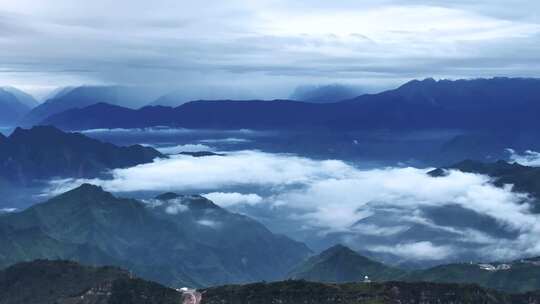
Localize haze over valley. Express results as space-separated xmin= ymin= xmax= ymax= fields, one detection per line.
xmin=2 ymin=1 xmax=540 ymax=303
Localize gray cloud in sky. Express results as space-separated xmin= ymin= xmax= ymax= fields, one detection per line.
xmin=0 ymin=0 xmax=539 ymax=98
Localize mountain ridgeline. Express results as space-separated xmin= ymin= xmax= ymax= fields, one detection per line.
xmin=0 ymin=184 xmax=311 ymax=287
xmin=289 ymin=84 xmax=363 ymax=103
xmin=202 ymin=280 xmax=540 ymax=304
xmin=40 ymin=78 xmax=540 ymax=132
xmin=289 ymin=245 xmax=406 ymax=283
xmin=0 ymin=126 xmax=162 ymax=186
xmin=3 ymin=260 xmax=540 ymax=304
xmin=289 ymin=244 xmax=540 ymax=293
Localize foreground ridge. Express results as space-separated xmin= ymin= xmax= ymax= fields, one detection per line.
xmin=201 ymin=280 xmax=540 ymax=304
xmin=2 ymin=260 xmax=540 ymax=304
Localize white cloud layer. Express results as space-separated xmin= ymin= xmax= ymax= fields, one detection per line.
xmin=203 ymin=192 xmax=263 ymax=208
xmin=368 ymin=241 xmax=454 ymax=261
xmin=0 ymin=208 xmax=17 ymax=213
xmin=507 ymin=149 xmax=540 ymax=167
xmin=157 ymin=144 xmax=213 ymax=154
xmin=45 ymin=150 xmax=540 ymax=261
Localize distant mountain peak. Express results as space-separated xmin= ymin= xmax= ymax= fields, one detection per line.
xmin=155 ymin=192 xmax=220 ymax=210
xmin=56 ymin=183 xmax=113 ymax=201
xmin=0 ymin=87 xmax=34 ymax=125
xmin=321 ymin=244 xmax=357 ymax=256
xmin=290 ymin=84 xmax=363 ymax=103
xmin=395 ymin=77 xmax=440 ymax=94
xmin=0 ymin=185 xmax=311 ymax=287
xmin=71 ymin=183 xmax=106 ymax=193
xmin=317 ymin=244 xmax=373 ymax=263
xmin=10 ymin=125 xmax=63 ymax=137
xmin=288 ymin=243 xmax=404 ymax=283
xmin=1 ymin=86 xmax=39 ymax=108
xmin=154 ymin=192 xmax=180 ymax=201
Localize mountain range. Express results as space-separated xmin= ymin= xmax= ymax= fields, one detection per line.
xmin=202 ymin=280 xmax=540 ymax=304
xmin=19 ymin=86 xmax=163 ymax=126
xmin=3 ymin=260 xmax=540 ymax=304
xmin=289 ymin=84 xmax=363 ymax=103
xmin=289 ymin=244 xmax=540 ymax=293
xmin=0 ymin=126 xmax=162 ymax=186
xmin=35 ymin=78 xmax=540 ymax=164
xmin=289 ymin=245 xmax=405 ymax=283
xmin=0 ymin=184 xmax=311 ymax=287
xmin=39 ymin=78 xmax=540 ymax=132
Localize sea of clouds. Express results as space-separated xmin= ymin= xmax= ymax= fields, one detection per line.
xmin=44 ymin=150 xmax=540 ymax=263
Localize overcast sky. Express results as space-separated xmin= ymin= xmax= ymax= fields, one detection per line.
xmin=1 ymin=0 xmax=539 ymax=98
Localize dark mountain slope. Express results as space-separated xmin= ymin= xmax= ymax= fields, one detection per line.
xmin=41 ymin=78 xmax=540 ymax=132
xmin=145 ymin=192 xmax=311 ymax=286
xmin=42 ymin=102 xmax=176 ymax=129
xmin=0 ymin=260 xmax=181 ymax=304
xmin=289 ymin=245 xmax=405 ymax=283
xmin=42 ymin=99 xmax=328 ymax=130
xmin=405 ymin=259 xmax=540 ymax=294
xmin=3 ymin=261 xmax=540 ymax=304
xmin=0 ymin=185 xmax=311 ymax=287
xmin=287 ymin=245 xmax=540 ymax=293
xmin=201 ymin=280 xmax=540 ymax=304
xmin=0 ymin=126 xmax=162 ymax=185
xmin=0 ymin=223 xmax=78 ymax=269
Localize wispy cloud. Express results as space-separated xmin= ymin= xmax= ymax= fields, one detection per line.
xmin=156 ymin=144 xmax=213 ymax=154
xmin=368 ymin=241 xmax=455 ymax=261
xmin=0 ymin=208 xmax=18 ymax=213
xmin=507 ymin=148 xmax=540 ymax=166
xmin=203 ymin=192 xmax=263 ymax=208
xmin=197 ymin=219 xmax=221 ymax=228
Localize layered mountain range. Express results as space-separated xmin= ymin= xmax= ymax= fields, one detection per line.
xmin=289 ymin=245 xmax=540 ymax=293
xmin=2 ymin=189 xmax=540 ymax=294
xmin=30 ymin=78 xmax=540 ymax=164
xmin=0 ymin=87 xmax=38 ymax=126
xmin=0 ymin=184 xmax=311 ymax=287
xmin=38 ymin=78 xmax=540 ymax=133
